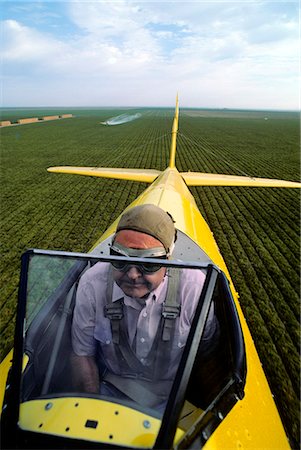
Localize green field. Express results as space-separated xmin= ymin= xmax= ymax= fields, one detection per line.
xmin=0 ymin=108 xmax=300 ymax=447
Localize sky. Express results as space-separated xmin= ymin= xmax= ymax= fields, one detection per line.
xmin=1 ymin=0 xmax=299 ymax=109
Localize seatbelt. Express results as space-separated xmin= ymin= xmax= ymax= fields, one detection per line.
xmin=104 ymin=300 xmax=123 ymax=345
xmin=104 ymin=267 xmax=181 ymax=376
xmin=116 ymin=319 xmax=155 ymax=377
xmin=103 ymin=372 xmax=172 ymax=408
xmin=162 ymin=268 xmax=181 ymax=341
xmin=104 ymin=266 xmax=123 ymax=344
xmin=105 ymin=267 xmax=181 ymax=344
xmin=102 ymin=266 xmax=182 ymax=404
xmin=104 ymin=266 xmax=158 ymax=377
xmin=152 ymin=268 xmax=181 ymax=379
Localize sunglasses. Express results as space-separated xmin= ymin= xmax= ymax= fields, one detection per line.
xmin=110 ymin=242 xmax=167 ymax=274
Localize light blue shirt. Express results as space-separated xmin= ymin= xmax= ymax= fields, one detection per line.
xmin=72 ymin=262 xmax=214 ymax=380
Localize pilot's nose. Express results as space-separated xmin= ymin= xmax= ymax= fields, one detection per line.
xmin=126 ymin=266 xmax=143 ymax=279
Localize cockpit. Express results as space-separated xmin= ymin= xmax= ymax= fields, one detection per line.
xmin=1 ymin=236 xmax=246 ymax=449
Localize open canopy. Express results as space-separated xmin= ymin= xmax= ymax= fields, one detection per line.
xmin=2 ymin=249 xmax=246 ymax=449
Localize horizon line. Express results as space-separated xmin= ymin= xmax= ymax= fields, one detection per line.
xmin=1 ymin=105 xmax=299 ymax=113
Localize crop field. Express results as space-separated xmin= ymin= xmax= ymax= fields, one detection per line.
xmin=0 ymin=108 xmax=300 ymax=447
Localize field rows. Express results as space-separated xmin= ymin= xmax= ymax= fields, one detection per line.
xmin=176 ymin=119 xmax=300 ymax=444
xmin=0 ymin=109 xmax=299 ymax=447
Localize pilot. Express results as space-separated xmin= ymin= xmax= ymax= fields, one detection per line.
xmin=71 ymin=204 xmax=219 ymax=408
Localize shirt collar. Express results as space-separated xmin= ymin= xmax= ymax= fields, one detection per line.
xmin=112 ymin=274 xmax=168 ymax=310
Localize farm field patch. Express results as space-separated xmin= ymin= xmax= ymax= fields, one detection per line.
xmin=182 ymin=108 xmax=298 ymax=120
xmin=0 ymin=108 xmax=300 ymax=447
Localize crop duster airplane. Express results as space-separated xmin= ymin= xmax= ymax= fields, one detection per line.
xmin=0 ymin=97 xmax=300 ymax=450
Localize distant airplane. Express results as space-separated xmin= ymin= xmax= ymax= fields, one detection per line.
xmin=1 ymin=96 xmax=299 ymax=449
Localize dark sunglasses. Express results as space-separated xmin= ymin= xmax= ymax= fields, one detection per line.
xmin=110 ymin=243 xmax=167 ymax=274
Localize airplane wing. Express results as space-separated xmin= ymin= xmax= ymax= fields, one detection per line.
xmin=47 ymin=166 xmax=161 ymax=183
xmin=48 ymin=166 xmax=301 ymax=188
xmin=181 ymin=172 xmax=301 ymax=188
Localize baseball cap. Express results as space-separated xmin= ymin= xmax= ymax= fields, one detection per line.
xmin=116 ymin=204 xmax=176 ymax=254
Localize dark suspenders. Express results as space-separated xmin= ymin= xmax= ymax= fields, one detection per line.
xmin=104 ymin=267 xmax=181 ymax=375
xmin=104 ymin=266 xmax=123 ymax=345
xmin=162 ymin=269 xmax=181 ymax=341
xmin=101 ymin=267 xmax=182 ymax=406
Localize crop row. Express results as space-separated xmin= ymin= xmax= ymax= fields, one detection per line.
xmin=0 ymin=109 xmax=299 ymax=447
xmin=176 ymin=119 xmax=300 ymax=446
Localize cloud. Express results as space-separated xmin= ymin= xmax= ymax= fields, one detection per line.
xmin=1 ymin=0 xmax=299 ymax=109
xmin=2 ymin=19 xmax=64 ymax=62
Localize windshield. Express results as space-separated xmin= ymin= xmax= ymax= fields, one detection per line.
xmin=25 ymin=255 xmax=76 ymax=329
xmin=4 ymin=249 xmax=245 ymax=450
xmin=22 ymin=252 xmax=208 ymax=413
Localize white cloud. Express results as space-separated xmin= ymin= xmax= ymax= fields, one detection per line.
xmin=2 ymin=19 xmax=64 ymax=62
xmin=1 ymin=0 xmax=299 ymax=109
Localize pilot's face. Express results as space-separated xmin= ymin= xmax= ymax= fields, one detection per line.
xmin=111 ymin=230 xmax=167 ymax=298
xmin=113 ymin=265 xmax=166 ymax=298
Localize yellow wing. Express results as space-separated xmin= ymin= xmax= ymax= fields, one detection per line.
xmin=48 ymin=166 xmax=301 ymax=188
xmin=47 ymin=166 xmax=161 ymax=183
xmin=182 ymin=172 xmax=301 ymax=188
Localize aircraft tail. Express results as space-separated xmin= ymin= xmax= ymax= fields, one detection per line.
xmin=182 ymin=172 xmax=301 ymax=188
xmin=47 ymin=96 xmax=301 ymax=189
xmin=168 ymin=93 xmax=179 ymax=169
xmin=47 ymin=96 xmax=180 ymax=183
xmin=47 ymin=166 xmax=160 ymax=183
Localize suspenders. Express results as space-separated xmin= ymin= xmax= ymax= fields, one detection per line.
xmin=161 ymin=269 xmax=181 ymax=341
xmin=104 ymin=267 xmax=181 ymax=346
xmin=102 ymin=267 xmax=182 ymax=406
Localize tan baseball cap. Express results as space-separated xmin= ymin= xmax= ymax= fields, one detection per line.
xmin=116 ymin=204 xmax=176 ymax=254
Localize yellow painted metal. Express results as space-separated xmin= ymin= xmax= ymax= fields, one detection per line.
xmin=75 ymin=100 xmax=294 ymax=447
xmin=47 ymin=94 xmax=300 ymax=190
xmin=92 ymin=166 xmax=290 ymax=450
xmin=91 ymin=167 xmax=223 ymax=265
xmin=47 ymin=166 xmax=160 ymax=183
xmin=0 ymin=350 xmax=13 ymax=409
xmin=169 ymin=93 xmax=179 ymax=169
xmin=47 ymin=166 xmax=301 ymax=188
xmin=182 ymin=171 xmax=301 ymax=188
xmin=19 ymin=398 xmax=184 ymax=448
xmin=0 ymin=353 xmax=29 ymax=410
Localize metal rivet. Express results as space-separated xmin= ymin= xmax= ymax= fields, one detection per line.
xmin=143 ymin=420 xmax=151 ymax=429
xmin=45 ymin=402 xmax=53 ymax=410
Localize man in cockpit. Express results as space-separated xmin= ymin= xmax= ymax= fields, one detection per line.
xmin=71 ymin=204 xmax=219 ymax=409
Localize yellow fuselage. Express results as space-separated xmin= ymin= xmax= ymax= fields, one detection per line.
xmin=93 ymin=166 xmax=290 ymax=450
